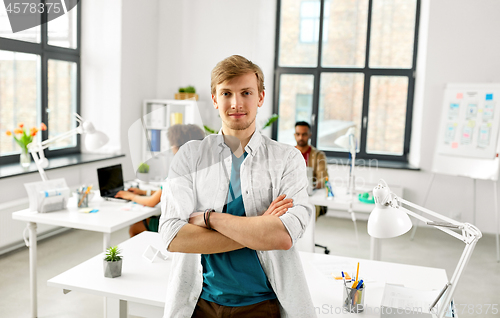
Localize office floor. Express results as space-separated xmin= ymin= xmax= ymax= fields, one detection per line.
xmin=0 ymin=216 xmax=498 ymax=318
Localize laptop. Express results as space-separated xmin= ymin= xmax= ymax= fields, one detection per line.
xmin=97 ymin=164 xmax=128 ymax=201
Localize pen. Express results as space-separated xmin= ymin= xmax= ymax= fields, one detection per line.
xmin=356 ymin=262 xmax=360 ymax=284
xmin=341 ymin=271 xmax=347 ymax=287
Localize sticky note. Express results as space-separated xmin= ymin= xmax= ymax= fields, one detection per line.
xmin=456 ymin=93 xmax=463 ymax=99
xmin=486 ymin=94 xmax=493 ymax=100
xmin=452 ymin=142 xmax=459 ymax=149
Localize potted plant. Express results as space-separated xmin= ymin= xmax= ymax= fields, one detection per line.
xmin=103 ymin=246 xmax=123 ymax=278
xmin=136 ymin=162 xmax=150 ymax=182
xmin=175 ymin=85 xmax=199 ymax=100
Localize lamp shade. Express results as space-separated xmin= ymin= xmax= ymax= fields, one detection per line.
xmin=367 ymin=204 xmax=413 ymax=238
xmin=334 ymin=134 xmax=350 ymax=149
xmin=334 ymin=127 xmax=356 ymax=153
xmin=85 ymin=130 xmax=109 ymax=150
xmin=367 ymin=182 xmax=413 ymax=238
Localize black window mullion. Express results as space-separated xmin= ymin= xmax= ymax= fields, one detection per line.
xmin=358 ymin=0 xmax=374 ymax=158
xmin=41 ymin=0 xmax=49 ymax=146
xmin=310 ymin=0 xmax=326 ymax=147
xmin=403 ymin=0 xmax=422 ymax=156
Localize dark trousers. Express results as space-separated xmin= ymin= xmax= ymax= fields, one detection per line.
xmin=191 ymin=298 xmax=280 ymax=318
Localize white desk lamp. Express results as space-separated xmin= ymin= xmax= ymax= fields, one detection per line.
xmin=28 ymin=113 xmax=109 ymax=181
xmin=367 ymin=180 xmax=482 ymax=318
xmin=334 ymin=127 xmax=359 ymax=243
xmin=334 ymin=127 xmax=356 ymax=195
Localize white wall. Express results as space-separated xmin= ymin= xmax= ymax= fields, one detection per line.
xmin=120 ymin=0 xmax=160 ymax=180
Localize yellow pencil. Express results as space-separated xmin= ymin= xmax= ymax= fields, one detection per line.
xmin=351 ymin=262 xmax=360 ymax=288
xmin=356 ymin=262 xmax=360 ymax=282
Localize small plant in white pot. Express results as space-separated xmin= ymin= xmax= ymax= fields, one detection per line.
xmin=136 ymin=162 xmax=150 ymax=183
xmin=103 ymin=246 xmax=122 ymax=278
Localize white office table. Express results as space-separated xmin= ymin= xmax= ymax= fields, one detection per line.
xmin=309 ymin=184 xmax=403 ymax=260
xmin=12 ymin=195 xmax=160 ymax=318
xmin=48 ymin=231 xmax=449 ymax=318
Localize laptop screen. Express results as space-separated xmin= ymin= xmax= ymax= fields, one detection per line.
xmin=97 ymin=164 xmax=125 ymax=197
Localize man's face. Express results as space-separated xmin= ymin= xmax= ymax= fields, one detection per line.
xmin=212 ymin=72 xmax=264 ymax=133
xmin=295 ymin=125 xmax=311 ymax=147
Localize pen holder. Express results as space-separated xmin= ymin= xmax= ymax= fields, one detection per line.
xmin=76 ymin=191 xmax=94 ymax=208
xmin=343 ymin=285 xmax=365 ymax=313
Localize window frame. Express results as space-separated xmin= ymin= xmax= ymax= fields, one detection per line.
xmin=0 ymin=2 xmax=81 ymax=165
xmin=273 ymin=0 xmax=421 ymax=162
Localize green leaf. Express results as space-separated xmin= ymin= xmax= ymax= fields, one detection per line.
xmin=204 ymin=125 xmax=216 ymax=134
xmin=262 ymin=114 xmax=279 ymax=129
xmin=104 ymin=246 xmax=122 ymax=262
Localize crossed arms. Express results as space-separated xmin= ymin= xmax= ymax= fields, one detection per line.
xmin=168 ymin=195 xmax=294 ymax=254
xmin=159 ymin=144 xmax=312 ymax=255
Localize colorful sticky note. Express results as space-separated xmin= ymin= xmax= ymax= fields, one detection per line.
xmin=486 ymin=94 xmax=493 ymax=101
xmin=456 ymin=93 xmax=463 ymax=99
xmin=452 ymin=142 xmax=459 ymax=149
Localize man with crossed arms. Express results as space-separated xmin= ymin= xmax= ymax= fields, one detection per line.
xmin=159 ymin=55 xmax=315 ymax=318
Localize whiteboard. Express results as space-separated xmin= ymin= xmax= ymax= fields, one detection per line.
xmin=432 ymin=83 xmax=500 ymax=181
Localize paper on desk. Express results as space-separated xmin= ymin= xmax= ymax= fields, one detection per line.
xmin=309 ymin=258 xmax=358 ymax=281
xmin=121 ymin=202 xmax=142 ymax=211
xmin=381 ymin=283 xmax=440 ymax=314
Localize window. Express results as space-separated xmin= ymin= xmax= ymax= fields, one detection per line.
xmin=0 ymin=3 xmax=81 ymax=164
xmin=299 ymin=1 xmax=329 ymax=43
xmin=274 ymin=0 xmax=420 ymax=162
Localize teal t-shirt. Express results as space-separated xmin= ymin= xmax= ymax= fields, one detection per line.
xmin=200 ymin=151 xmax=277 ymax=306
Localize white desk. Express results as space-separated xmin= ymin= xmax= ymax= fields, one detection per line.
xmin=308 ymin=184 xmax=404 ymax=214
xmin=309 ymin=184 xmax=404 ymax=260
xmin=12 ymin=195 xmax=160 ymax=318
xmin=48 ymin=232 xmax=449 ymax=318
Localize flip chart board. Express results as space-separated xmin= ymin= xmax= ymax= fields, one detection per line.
xmin=432 ymin=83 xmax=500 ymax=181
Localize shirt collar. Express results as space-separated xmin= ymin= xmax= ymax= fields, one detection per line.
xmin=217 ymin=128 xmax=262 ymax=155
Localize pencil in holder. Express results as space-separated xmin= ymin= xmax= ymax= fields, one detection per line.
xmin=77 ymin=191 xmax=89 ymax=208
xmin=343 ymin=285 xmax=365 ymax=313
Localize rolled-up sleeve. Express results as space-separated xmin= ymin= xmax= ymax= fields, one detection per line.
xmin=278 ymin=149 xmax=313 ymax=246
xmin=159 ymin=147 xmax=196 ymax=252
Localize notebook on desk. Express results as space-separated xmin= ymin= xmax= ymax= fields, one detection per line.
xmin=97 ymin=164 xmax=129 ymax=202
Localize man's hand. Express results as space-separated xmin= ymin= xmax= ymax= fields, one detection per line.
xmin=188 ymin=212 xmax=207 ymax=228
xmin=263 ymin=194 xmax=293 ymax=217
xmin=127 ymin=187 xmax=146 ymax=195
xmin=115 ymin=190 xmax=136 ymax=200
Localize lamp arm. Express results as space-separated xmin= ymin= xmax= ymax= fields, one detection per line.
xmin=398 ymin=197 xmax=461 ymax=226
xmin=398 ymin=206 xmax=465 ymax=242
xmin=389 ymin=195 xmax=482 ymax=318
xmin=38 ymin=126 xmax=81 ymax=150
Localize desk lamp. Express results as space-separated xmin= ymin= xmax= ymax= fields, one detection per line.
xmin=334 ymin=127 xmax=356 ymax=195
xmin=367 ymin=180 xmax=482 ymax=318
xmin=334 ymin=127 xmax=359 ymax=243
xmin=28 ymin=113 xmax=109 ymax=181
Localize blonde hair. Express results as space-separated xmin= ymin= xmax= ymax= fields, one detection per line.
xmin=210 ymin=55 xmax=265 ymax=96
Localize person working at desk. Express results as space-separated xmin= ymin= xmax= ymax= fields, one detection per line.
xmin=115 ymin=124 xmax=205 ymax=237
xmin=294 ymin=121 xmax=329 ymax=217
xmin=159 ymin=55 xmax=315 ymax=317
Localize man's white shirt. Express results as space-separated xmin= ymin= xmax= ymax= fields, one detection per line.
xmin=159 ymin=130 xmax=316 ymax=318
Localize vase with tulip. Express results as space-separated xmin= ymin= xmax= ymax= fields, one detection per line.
xmin=5 ymin=123 xmax=47 ymax=170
